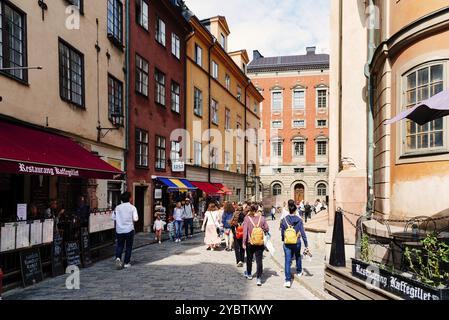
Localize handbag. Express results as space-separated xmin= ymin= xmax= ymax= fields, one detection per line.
xmin=209 ymin=212 xmax=220 ymax=236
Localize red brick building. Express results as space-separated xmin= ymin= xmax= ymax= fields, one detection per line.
xmin=127 ymin=0 xmax=191 ymax=231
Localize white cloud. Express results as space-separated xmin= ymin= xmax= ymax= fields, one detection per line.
xmin=185 ymin=0 xmax=330 ymax=60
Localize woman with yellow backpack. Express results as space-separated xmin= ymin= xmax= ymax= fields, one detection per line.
xmin=280 ymin=200 xmax=309 ymax=289
xmin=242 ymin=204 xmax=270 ymax=286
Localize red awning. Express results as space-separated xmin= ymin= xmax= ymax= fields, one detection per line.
xmin=190 ymin=181 xmax=224 ymax=195
xmin=0 ymin=120 xmax=123 ymax=180
xmin=213 ymin=183 xmax=233 ymax=195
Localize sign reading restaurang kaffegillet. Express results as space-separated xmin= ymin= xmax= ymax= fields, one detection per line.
xmin=351 ymin=259 xmax=448 ymax=300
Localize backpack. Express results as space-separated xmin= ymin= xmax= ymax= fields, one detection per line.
xmin=235 ymin=223 xmax=244 ymax=240
xmin=249 ymin=216 xmax=264 ymax=246
xmin=284 ymin=216 xmax=300 ymax=245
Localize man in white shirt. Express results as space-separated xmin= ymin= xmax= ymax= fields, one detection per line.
xmin=112 ymin=192 xmax=139 ymax=269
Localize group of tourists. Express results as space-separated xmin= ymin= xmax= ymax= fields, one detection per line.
xmin=272 ymin=199 xmax=327 ymax=223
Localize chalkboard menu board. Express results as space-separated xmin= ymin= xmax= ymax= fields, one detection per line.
xmin=52 ymin=232 xmax=64 ymax=277
xmin=20 ymin=249 xmax=43 ymax=287
xmin=65 ymin=241 xmax=81 ymax=268
xmin=80 ymin=227 xmax=92 ymax=267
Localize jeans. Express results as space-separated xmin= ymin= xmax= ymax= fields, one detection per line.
xmin=184 ymin=218 xmax=194 ymax=238
xmin=174 ymin=220 xmax=183 ymax=240
xmin=246 ymin=244 xmax=264 ymax=279
xmin=234 ymin=237 xmax=245 ymax=264
xmin=116 ymin=230 xmax=135 ymax=265
xmin=224 ymin=228 xmax=234 ymax=249
xmin=271 ymin=213 xmax=276 ymax=220
xmin=283 ymin=243 xmax=302 ymax=281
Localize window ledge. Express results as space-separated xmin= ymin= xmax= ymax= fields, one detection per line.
xmin=107 ymin=34 xmax=124 ymax=51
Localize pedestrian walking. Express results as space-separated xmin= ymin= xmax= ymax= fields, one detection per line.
xmin=173 ymin=202 xmax=184 ymax=243
xmin=304 ymin=202 xmax=312 ymax=223
xmin=222 ymin=202 xmax=235 ymax=251
xmin=243 ymin=204 xmax=269 ymax=286
xmin=270 ymin=206 xmax=276 ymax=220
xmin=231 ymin=205 xmax=246 ymax=267
xmin=281 ymin=200 xmax=309 ymax=288
xmin=167 ymin=217 xmax=175 ymax=242
xmin=153 ymin=214 xmax=166 ymax=244
xmin=201 ymin=202 xmax=222 ymax=251
xmin=112 ymin=192 xmax=139 ymax=270
xmin=182 ymin=198 xmax=196 ymax=239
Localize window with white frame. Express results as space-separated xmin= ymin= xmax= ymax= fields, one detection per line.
xmin=155 ymin=17 xmax=166 ymax=46
xmin=317 ymin=183 xmax=327 ymax=196
xmin=272 ymin=139 xmax=283 ymax=157
xmin=293 ymin=90 xmax=305 ymax=109
xmin=135 ymin=54 xmax=148 ymax=96
xmin=225 ymin=74 xmax=231 ymax=90
xmin=237 ymin=85 xmax=242 ymax=102
xmin=273 ymin=168 xmax=281 ymax=174
xmin=293 ymin=120 xmax=305 ymax=128
xmin=317 ymin=140 xmax=327 ymax=156
xmin=272 ymin=91 xmax=283 ymax=111
xmin=253 ymin=102 xmax=258 ymax=113
xmin=271 ymin=120 xmax=283 ymax=129
xmin=107 ymin=0 xmax=123 ymax=45
xmin=136 ymin=0 xmax=148 ymax=30
xmin=212 ymin=61 xmax=219 ymax=79
xmin=236 ymin=120 xmax=242 ymax=139
xmin=135 ymin=128 xmax=149 ymax=168
xmin=293 ymin=140 xmax=305 ymax=157
xmin=194 ymin=141 xmax=202 ymax=166
xmin=194 ymin=44 xmax=202 ymax=66
xmin=155 ymin=69 xmax=166 ymax=106
xmin=171 ymin=81 xmax=180 ymax=113
xmin=272 ymin=183 xmax=282 ymax=196
xmin=211 ymin=147 xmax=218 ymax=169
xmin=236 ymin=154 xmax=242 ymax=173
xmin=403 ymin=62 xmax=445 ymax=154
xmin=317 ymin=89 xmax=328 ymax=109
xmin=317 ymin=119 xmax=327 ymax=128
xmin=211 ymin=99 xmax=219 ymax=125
xmin=224 ymin=152 xmax=230 ymax=171
xmin=171 ymin=33 xmax=180 ymax=59
xmin=171 ymin=140 xmax=181 ymax=161
xmin=294 ymin=168 xmax=304 ymax=173
xmin=220 ymin=33 xmax=226 ymax=49
xmin=225 ymin=108 xmax=231 ymax=130
xmin=194 ymin=87 xmax=203 ymax=116
xmin=318 ymin=168 xmax=327 ymax=173
xmin=155 ymin=136 xmax=166 ymax=170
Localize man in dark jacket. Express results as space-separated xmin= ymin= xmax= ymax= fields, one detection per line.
xmin=304 ymin=202 xmax=312 ymax=223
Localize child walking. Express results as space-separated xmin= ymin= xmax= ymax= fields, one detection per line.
xmin=167 ymin=217 xmax=175 ymax=242
xmin=153 ymin=214 xmax=166 ymax=244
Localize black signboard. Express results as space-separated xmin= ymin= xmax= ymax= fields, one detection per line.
xmin=65 ymin=241 xmax=81 ymax=268
xmin=20 ymin=249 xmax=43 ymax=288
xmin=51 ymin=232 xmax=64 ymax=277
xmin=80 ymin=227 xmax=92 ymax=267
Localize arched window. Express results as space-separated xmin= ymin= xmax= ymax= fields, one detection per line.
xmin=317 ymin=183 xmax=327 ymax=196
xmin=272 ymin=183 xmax=282 ymax=196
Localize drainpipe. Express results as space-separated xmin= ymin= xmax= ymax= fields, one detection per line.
xmin=207 ymin=39 xmax=216 ymax=183
xmin=244 ymin=82 xmax=250 ymax=201
xmin=338 ymin=0 xmax=343 ymax=172
xmin=124 ymin=0 xmax=130 ymax=191
xmin=184 ymin=30 xmax=195 ymax=179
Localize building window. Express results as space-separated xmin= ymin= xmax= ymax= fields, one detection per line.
xmin=171 ymin=140 xmax=181 ymax=161
xmin=271 ymin=121 xmax=283 ymax=129
xmin=212 ymin=61 xmax=219 ymax=79
xmin=293 ymin=90 xmax=305 ymax=109
xmin=293 ymin=120 xmax=305 ymax=128
xmin=317 ymin=120 xmax=327 ymax=128
xmin=211 ymin=147 xmax=218 ymax=169
xmin=155 ymin=17 xmax=166 ymax=46
xmin=108 ymin=75 xmax=124 ymax=127
xmin=317 ymin=140 xmax=327 ymax=156
xmin=59 ymin=39 xmax=84 ymax=107
xmin=155 ymin=69 xmax=166 ymax=106
xmin=135 ymin=54 xmax=149 ymax=96
xmin=156 ymin=136 xmax=166 ymax=170
xmin=294 ymin=168 xmax=304 ymax=174
xmin=211 ymin=99 xmax=219 ymax=125
xmin=236 ymin=121 xmax=242 ymax=139
xmin=272 ymin=140 xmax=283 ymax=157
xmin=0 ymin=2 xmax=27 ymax=81
xmin=253 ymin=102 xmax=258 ymax=113
xmin=194 ymin=141 xmax=202 ymax=166
xmin=225 ymin=108 xmax=231 ymax=130
xmin=136 ymin=0 xmax=148 ymax=30
xmin=220 ymin=33 xmax=226 ymax=49
xmin=136 ymin=129 xmax=149 ymax=168
xmin=171 ymin=81 xmax=180 ymax=113
xmin=318 ymin=168 xmax=327 ymax=173
xmin=68 ymin=0 xmax=83 ymax=12
xmin=403 ymin=63 xmax=445 ymax=154
xmin=194 ymin=87 xmax=203 ymax=116
xmin=272 ymin=184 xmax=282 ymax=196
xmin=272 ymin=91 xmax=283 ymax=111
xmin=242 ymin=63 xmax=247 ymax=73
xmin=236 ymin=154 xmax=242 ymax=173
xmin=317 ymin=183 xmax=327 ymax=196
xmin=237 ymin=85 xmax=242 ymax=102
xmin=273 ymin=168 xmax=281 ymax=174
xmin=224 ymin=152 xmax=230 ymax=171
xmin=171 ymin=33 xmax=180 ymax=59
xmin=195 ymin=44 xmax=202 ymax=66
xmin=107 ymin=182 xmax=122 ymax=210
xmin=293 ymin=140 xmax=305 ymax=157
xmin=107 ymin=0 xmax=123 ymax=45
xmin=317 ymin=89 xmax=328 ymax=109
xmin=225 ymin=74 xmax=231 ymax=90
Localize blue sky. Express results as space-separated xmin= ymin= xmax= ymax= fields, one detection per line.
xmin=185 ymin=0 xmax=330 ymax=60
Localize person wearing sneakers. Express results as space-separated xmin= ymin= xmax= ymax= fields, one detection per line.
xmin=112 ymin=192 xmax=139 ymax=270
xmin=173 ymin=202 xmax=184 ymax=243
xmin=153 ymin=214 xmax=166 ymax=244
xmin=230 ymin=205 xmax=246 ymax=267
xmin=243 ymin=204 xmax=269 ymax=286
xmin=201 ymin=202 xmax=222 ymax=251
xmin=281 ymin=200 xmax=309 ymax=288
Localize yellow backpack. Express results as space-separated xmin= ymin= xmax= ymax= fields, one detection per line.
xmin=284 ymin=216 xmax=300 ymax=245
xmin=249 ymin=216 xmax=264 ymax=246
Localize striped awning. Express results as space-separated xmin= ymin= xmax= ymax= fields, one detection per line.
xmin=156 ymin=177 xmax=196 ymax=192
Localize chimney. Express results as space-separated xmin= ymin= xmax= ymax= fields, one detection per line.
xmin=306 ymin=46 xmax=316 ymax=55
xmin=253 ymin=50 xmax=264 ymax=60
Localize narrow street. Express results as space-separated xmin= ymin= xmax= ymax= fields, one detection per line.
xmin=3 ymin=220 xmax=322 ymax=300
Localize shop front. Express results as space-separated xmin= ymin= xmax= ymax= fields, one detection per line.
xmin=0 ymin=121 xmax=123 ymax=290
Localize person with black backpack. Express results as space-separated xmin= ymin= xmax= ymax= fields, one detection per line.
xmin=281 ymin=200 xmax=309 ymax=288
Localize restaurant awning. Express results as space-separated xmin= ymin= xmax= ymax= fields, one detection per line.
xmin=385 ymin=89 xmax=449 ymax=125
xmin=213 ymin=183 xmax=233 ymax=195
xmin=156 ymin=177 xmax=196 ymax=191
xmin=190 ymin=181 xmax=224 ymax=195
xmin=0 ymin=120 xmax=123 ymax=180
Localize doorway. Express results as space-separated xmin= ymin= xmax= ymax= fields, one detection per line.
xmin=134 ymin=186 xmax=147 ymax=233
xmin=294 ymin=184 xmax=305 ymax=203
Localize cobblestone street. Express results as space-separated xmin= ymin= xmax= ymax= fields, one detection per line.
xmin=3 ymin=228 xmax=319 ymax=300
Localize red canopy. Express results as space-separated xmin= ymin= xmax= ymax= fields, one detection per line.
xmin=0 ymin=120 xmax=123 ymax=180
xmin=190 ymin=181 xmax=224 ymax=195
xmin=213 ymin=183 xmax=233 ymax=195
